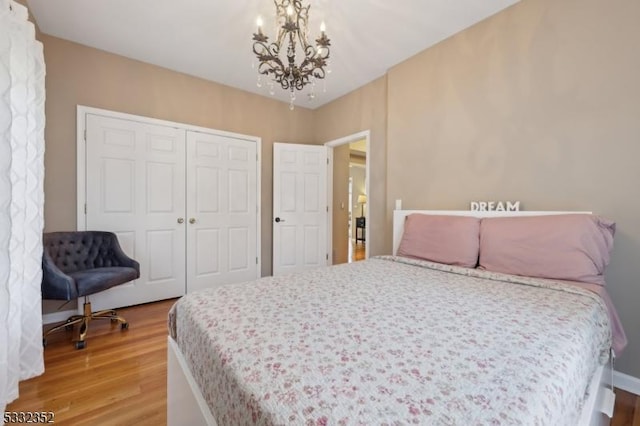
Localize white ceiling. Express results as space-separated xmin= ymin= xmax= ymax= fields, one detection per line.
xmin=26 ymin=0 xmax=519 ymax=109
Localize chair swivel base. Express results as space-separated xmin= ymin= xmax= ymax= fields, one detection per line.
xmin=43 ymin=300 xmax=128 ymax=349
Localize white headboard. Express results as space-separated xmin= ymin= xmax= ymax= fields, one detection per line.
xmin=392 ymin=210 xmax=592 ymax=255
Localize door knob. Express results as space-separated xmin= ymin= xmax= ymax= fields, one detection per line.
xmin=275 ymin=217 xmax=285 ymax=223
xmin=177 ymin=218 xmax=184 ymax=224
xmin=189 ymin=218 xmax=196 ymax=224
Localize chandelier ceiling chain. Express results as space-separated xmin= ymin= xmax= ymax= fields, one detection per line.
xmin=253 ymin=0 xmax=331 ymax=109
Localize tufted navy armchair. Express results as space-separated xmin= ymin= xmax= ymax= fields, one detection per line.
xmin=42 ymin=231 xmax=140 ymax=349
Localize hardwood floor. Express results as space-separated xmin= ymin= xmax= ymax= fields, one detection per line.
xmin=350 ymin=241 xmax=366 ymax=262
xmin=613 ymin=388 xmax=640 ymax=426
xmin=7 ymin=299 xmax=640 ymax=425
xmin=7 ymin=299 xmax=176 ymax=425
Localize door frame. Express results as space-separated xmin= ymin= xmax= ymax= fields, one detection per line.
xmin=324 ymin=130 xmax=370 ymax=264
xmin=76 ymin=105 xmax=262 ymax=278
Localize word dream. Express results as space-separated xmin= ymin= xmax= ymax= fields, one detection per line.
xmin=470 ymin=201 xmax=520 ymax=212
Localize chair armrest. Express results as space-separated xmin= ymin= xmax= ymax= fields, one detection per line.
xmin=110 ymin=238 xmax=140 ymax=278
xmin=41 ymin=250 xmax=78 ymax=300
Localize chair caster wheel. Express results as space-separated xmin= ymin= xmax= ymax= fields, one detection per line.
xmin=42 ymin=338 xmax=47 ymax=347
xmin=75 ymin=341 xmax=86 ymax=350
xmin=121 ymin=322 xmax=129 ymax=330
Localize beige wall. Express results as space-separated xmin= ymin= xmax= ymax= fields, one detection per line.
xmin=386 ymin=0 xmax=640 ymax=376
xmin=41 ymin=35 xmax=315 ymax=282
xmin=314 ymin=76 xmax=388 ymax=257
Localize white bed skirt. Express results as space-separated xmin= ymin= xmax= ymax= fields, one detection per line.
xmin=167 ymin=336 xmax=614 ymax=426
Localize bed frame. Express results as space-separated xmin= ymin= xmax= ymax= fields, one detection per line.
xmin=167 ymin=337 xmax=218 ymax=426
xmin=167 ymin=209 xmax=616 ymax=426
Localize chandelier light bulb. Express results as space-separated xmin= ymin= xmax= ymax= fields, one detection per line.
xmin=256 ymin=16 xmax=263 ymax=29
xmin=286 ymin=5 xmax=293 ymax=16
xmin=320 ymin=21 xmax=326 ymax=33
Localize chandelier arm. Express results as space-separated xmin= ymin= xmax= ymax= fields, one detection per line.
xmin=294 ymin=78 xmax=306 ymax=91
xmin=295 ymin=4 xmax=311 ymax=50
xmin=298 ymin=45 xmax=329 ymax=77
xmin=297 ymin=45 xmax=316 ymax=73
xmin=267 ymin=65 xmax=292 ymax=91
xmin=275 ymin=26 xmax=286 ymax=47
xmin=252 ymin=40 xmax=275 ymax=57
xmin=254 ymin=40 xmax=291 ymax=89
xmin=253 ymin=42 xmax=286 ymax=69
xmin=255 ymin=53 xmax=293 ymax=91
xmin=312 ymin=68 xmax=326 ymax=80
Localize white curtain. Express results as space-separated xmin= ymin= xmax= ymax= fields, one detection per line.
xmin=0 ymin=0 xmax=46 ymax=415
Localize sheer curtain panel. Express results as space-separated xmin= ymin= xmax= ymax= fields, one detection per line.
xmin=0 ymin=0 xmax=46 ymax=415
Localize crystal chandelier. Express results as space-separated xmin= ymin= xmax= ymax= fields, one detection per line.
xmin=253 ymin=0 xmax=331 ymax=109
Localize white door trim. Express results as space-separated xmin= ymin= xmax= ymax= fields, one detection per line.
xmin=76 ymin=105 xmax=262 ymax=278
xmin=324 ymin=130 xmax=371 ymax=264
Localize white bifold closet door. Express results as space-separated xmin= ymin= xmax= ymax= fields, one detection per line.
xmin=85 ymin=114 xmax=186 ymax=310
xmin=84 ymin=112 xmax=258 ymax=311
xmin=185 ymin=131 xmax=257 ymax=293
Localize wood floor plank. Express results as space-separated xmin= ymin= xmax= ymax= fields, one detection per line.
xmin=613 ymin=389 xmax=637 ymax=426
xmin=633 ymin=392 xmax=640 ymax=426
xmin=6 ymin=297 xmax=638 ymax=425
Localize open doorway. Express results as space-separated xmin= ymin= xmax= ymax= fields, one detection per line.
xmin=325 ymin=130 xmax=370 ymax=265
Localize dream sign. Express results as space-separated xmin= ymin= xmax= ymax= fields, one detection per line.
xmin=470 ymin=201 xmax=521 ymax=212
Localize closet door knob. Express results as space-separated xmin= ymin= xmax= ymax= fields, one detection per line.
xmin=189 ymin=218 xmax=196 ymax=224
xmin=177 ymin=218 xmax=184 ymax=224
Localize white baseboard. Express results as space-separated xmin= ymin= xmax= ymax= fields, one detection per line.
xmin=614 ymin=370 xmax=640 ymax=395
xmin=42 ymin=309 xmax=79 ymax=325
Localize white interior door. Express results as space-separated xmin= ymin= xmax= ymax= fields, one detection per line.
xmin=85 ymin=113 xmax=186 ymax=310
xmin=273 ymin=143 xmax=328 ymax=276
xmin=186 ymin=131 xmax=258 ymax=292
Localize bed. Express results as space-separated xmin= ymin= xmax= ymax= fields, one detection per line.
xmin=167 ymin=210 xmax=626 ymax=425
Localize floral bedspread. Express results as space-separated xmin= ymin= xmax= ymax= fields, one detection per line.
xmin=170 ymin=256 xmax=611 ymax=426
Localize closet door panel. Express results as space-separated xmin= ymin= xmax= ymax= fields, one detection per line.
xmin=195 ymin=229 xmax=220 ymax=275
xmin=85 ymin=114 xmax=186 ymax=310
xmin=186 ymin=131 xmax=258 ymax=293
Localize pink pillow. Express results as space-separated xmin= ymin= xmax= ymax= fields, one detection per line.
xmin=397 ymin=214 xmax=480 ymax=268
xmin=479 ymin=214 xmax=615 ymax=285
